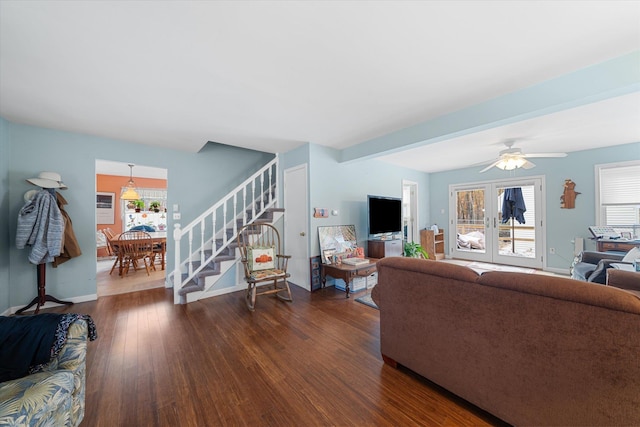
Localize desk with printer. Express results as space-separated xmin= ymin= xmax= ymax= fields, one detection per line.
xmin=588 ymin=225 xmax=640 ymax=253
xmin=570 ymin=226 xmax=640 ymax=284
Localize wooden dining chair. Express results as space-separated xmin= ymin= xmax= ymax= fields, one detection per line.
xmin=237 ymin=223 xmax=292 ymax=311
xmin=102 ymin=228 xmax=123 ymax=275
xmin=118 ymin=231 xmax=156 ymax=276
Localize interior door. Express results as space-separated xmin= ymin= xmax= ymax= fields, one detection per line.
xmin=449 ymin=177 xmax=544 ymax=269
xmin=284 ymin=164 xmax=310 ymax=290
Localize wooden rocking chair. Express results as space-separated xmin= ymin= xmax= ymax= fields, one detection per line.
xmin=237 ymin=223 xmax=293 ymax=311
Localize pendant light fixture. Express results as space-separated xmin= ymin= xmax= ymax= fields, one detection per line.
xmin=121 ymin=164 xmax=141 ymax=200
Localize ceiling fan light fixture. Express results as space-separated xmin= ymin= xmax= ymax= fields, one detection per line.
xmin=121 ymin=164 xmax=141 ymax=200
xmin=496 ymin=156 xmax=526 ymax=171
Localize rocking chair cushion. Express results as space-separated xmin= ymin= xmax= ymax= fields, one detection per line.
xmin=250 ymin=269 xmax=284 ymax=280
xmin=248 ymin=246 xmax=275 ymax=271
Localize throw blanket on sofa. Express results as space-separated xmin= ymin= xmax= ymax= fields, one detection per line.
xmin=0 ymin=313 xmax=97 ymax=383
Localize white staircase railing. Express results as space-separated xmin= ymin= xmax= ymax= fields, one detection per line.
xmin=172 ymin=157 xmax=279 ymax=304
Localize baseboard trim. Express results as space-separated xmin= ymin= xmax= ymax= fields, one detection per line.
xmin=7 ymin=294 xmax=98 ymax=315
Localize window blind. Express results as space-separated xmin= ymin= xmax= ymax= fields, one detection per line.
xmin=599 ymin=163 xmax=640 ymax=205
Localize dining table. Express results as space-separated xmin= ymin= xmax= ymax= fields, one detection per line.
xmin=109 ymin=231 xmax=167 ymax=276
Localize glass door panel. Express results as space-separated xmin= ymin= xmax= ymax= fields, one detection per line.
xmin=451 ymin=186 xmax=492 ymax=262
xmin=493 ymin=182 xmax=542 ymax=268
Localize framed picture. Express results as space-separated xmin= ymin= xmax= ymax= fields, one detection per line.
xmin=322 ymin=248 xmax=336 ymax=264
xmin=96 ymin=192 xmax=115 ymax=224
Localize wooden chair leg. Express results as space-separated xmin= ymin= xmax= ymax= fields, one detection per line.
xmin=109 ymin=256 xmax=119 ymax=275
xmin=246 ymin=283 xmax=257 ymax=311
xmin=143 ymin=257 xmax=151 ymax=276
xmin=276 ymin=279 xmax=293 ymax=302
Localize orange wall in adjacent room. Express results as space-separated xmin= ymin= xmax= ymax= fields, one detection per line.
xmin=96 ymin=174 xmax=167 ymax=256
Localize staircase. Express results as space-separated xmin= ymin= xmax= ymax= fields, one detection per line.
xmin=171 ymin=157 xmax=281 ymax=304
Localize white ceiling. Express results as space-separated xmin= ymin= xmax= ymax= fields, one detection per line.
xmin=1 ymin=1 xmax=639 ymax=174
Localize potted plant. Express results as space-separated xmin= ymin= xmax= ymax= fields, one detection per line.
xmin=149 ymin=201 xmax=161 ymax=212
xmin=133 ymin=200 xmax=144 ymax=212
xmin=404 ymin=241 xmax=429 ymax=259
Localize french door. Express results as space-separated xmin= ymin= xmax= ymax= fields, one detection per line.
xmin=449 ymin=177 xmax=544 ymax=269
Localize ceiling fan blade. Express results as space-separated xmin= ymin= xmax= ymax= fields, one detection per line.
xmin=521 ymin=159 xmax=536 ymax=169
xmin=479 ymin=160 xmax=501 ymax=173
xmin=523 ymin=152 xmax=567 ymax=158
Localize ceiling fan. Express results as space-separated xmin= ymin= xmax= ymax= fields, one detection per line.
xmin=479 ymin=139 xmax=567 ymax=173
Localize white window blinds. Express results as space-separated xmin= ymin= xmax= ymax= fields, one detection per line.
xmin=599 ymin=163 xmax=640 ymax=205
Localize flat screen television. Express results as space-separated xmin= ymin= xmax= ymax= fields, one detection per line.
xmin=368 ymin=195 xmax=402 ymax=236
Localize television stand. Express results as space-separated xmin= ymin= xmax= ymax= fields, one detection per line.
xmin=368 ymin=239 xmax=403 ymax=258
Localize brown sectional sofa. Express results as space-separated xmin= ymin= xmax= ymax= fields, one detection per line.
xmin=371 ymin=257 xmax=640 ymax=426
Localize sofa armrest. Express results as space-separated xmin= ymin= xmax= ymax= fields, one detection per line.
xmin=580 ymin=251 xmax=624 ymax=264
xmin=588 ymin=259 xmax=632 ymax=284
xmin=56 ymin=319 xmax=88 ymax=372
xmin=607 ymin=269 xmax=640 ymax=293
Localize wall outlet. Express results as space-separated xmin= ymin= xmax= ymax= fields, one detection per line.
xmin=549 ymin=247 xmax=556 ymax=254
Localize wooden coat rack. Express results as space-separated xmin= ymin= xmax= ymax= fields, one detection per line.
xmin=15 ymin=263 xmax=73 ymax=315
xmin=16 ymin=177 xmax=74 ymax=315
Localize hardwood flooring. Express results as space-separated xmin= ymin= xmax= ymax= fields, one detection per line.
xmin=96 ymin=257 xmax=166 ymax=297
xmin=44 ymin=286 xmax=506 ymax=426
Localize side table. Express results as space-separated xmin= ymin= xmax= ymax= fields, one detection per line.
xmin=321 ymin=258 xmax=379 ymax=298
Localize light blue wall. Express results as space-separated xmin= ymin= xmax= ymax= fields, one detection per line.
xmin=4 ymin=121 xmax=273 ymax=309
xmin=308 ymin=144 xmax=430 ymax=257
xmin=0 ymin=118 xmax=10 ymax=314
xmin=429 ymin=142 xmax=639 ymax=270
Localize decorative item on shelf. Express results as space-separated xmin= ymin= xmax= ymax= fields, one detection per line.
xmin=149 ymin=201 xmax=161 ymax=212
xmin=404 ymin=241 xmax=429 ymax=259
xmin=121 ymin=164 xmax=140 ymax=200
xmin=560 ymin=179 xmax=580 ymax=209
xmin=133 ymin=199 xmax=144 ymax=212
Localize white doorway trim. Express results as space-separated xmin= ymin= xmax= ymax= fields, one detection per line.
xmin=402 ymin=180 xmax=419 ymax=244
xmin=284 ymin=163 xmax=310 ymax=290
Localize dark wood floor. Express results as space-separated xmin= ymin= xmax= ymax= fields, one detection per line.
xmin=44 ymin=285 xmax=504 ymax=426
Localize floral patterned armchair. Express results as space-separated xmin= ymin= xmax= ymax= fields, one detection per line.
xmin=0 ymin=316 xmax=94 ymax=427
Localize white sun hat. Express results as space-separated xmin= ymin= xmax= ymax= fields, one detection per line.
xmin=26 ymin=171 xmax=68 ymax=189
